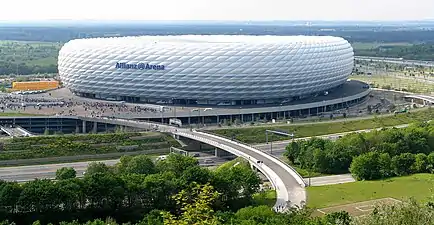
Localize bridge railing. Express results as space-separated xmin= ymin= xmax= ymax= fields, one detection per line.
xmin=177 ymin=131 xmax=290 ymax=211
xmin=199 ymin=130 xmax=307 ymax=187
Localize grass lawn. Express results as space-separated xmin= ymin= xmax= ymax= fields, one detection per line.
xmin=211 ymin=108 xmax=434 ymax=144
xmin=351 ymin=75 xmax=434 ymax=93
xmin=307 ymin=173 xmax=434 ymax=209
xmin=351 ymin=42 xmax=412 ymax=50
xmin=0 ymin=112 xmax=41 ymax=116
xmin=253 ymin=190 xmax=277 ymax=207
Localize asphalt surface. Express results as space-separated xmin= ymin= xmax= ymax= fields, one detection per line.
xmin=12 ymin=80 xmax=368 ymax=119
xmin=305 ymin=174 xmax=355 ymax=186
xmin=1 ymin=122 xmax=412 ymax=183
xmin=0 ymin=156 xmax=227 ymax=182
xmin=189 ymin=130 xmax=306 ymax=208
xmin=356 ymin=56 xmax=434 ymax=67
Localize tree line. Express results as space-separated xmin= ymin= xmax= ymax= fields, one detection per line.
xmin=0 ymin=41 xmax=60 ymax=75
xmin=355 ymin=43 xmax=434 ymax=61
xmin=4 ymin=185 xmax=434 ymax=225
xmin=0 ymin=154 xmax=261 ymax=224
xmin=285 ymin=122 xmax=434 ymax=179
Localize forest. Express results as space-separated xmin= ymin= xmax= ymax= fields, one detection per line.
xmin=285 ymin=121 xmax=434 ymax=180
xmin=354 ymin=43 xmax=434 ymax=61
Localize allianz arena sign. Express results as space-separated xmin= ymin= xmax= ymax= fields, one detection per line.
xmin=115 ymin=62 xmax=165 ymax=70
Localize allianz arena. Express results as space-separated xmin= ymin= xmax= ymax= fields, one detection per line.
xmin=58 ymin=35 xmax=354 ymax=105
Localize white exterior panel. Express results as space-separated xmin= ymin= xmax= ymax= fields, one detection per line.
xmin=58 ymin=35 xmax=354 ymax=102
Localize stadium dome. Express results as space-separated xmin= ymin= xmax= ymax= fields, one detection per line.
xmin=58 ymin=35 xmax=354 ymax=105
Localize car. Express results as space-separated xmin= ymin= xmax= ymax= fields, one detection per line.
xmin=191 ymin=153 xmax=200 ymax=157
xmin=204 ymin=159 xmax=214 ymax=164
xmin=156 ymin=155 xmax=168 ymax=161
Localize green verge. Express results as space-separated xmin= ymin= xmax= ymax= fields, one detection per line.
xmin=0 ymin=112 xmax=42 ymax=116
xmin=210 ymin=108 xmax=434 ymax=144
xmin=351 ymin=75 xmax=434 ymax=94
xmin=252 ymin=190 xmax=277 ymax=207
xmin=0 ymin=132 xmax=180 ymax=161
xmin=307 ymin=173 xmax=434 ymax=208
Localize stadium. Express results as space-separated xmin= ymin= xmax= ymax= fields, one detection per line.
xmin=58 ymin=35 xmax=354 ymax=106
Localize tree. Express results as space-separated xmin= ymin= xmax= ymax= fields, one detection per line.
xmin=85 ymin=162 xmax=113 ymax=176
xmin=392 ymin=153 xmax=416 ymax=176
xmin=180 ymin=166 xmax=213 ymax=187
xmin=427 ymin=152 xmax=434 ymax=172
xmin=413 ymin=153 xmax=429 ymax=173
xmin=0 ymin=182 xmax=22 ymax=213
xmin=56 ymin=179 xmax=83 ymax=211
xmin=323 ymin=211 xmax=351 ymax=225
xmin=285 ymin=141 xmax=300 ymax=164
xmin=156 ymin=154 xmax=199 ymax=176
xmin=350 ymin=152 xmax=383 ymax=180
xmin=161 ymin=183 xmax=221 ymax=225
xmin=116 ymin=155 xmax=156 ymax=175
xmin=18 ymin=179 xmax=60 ymax=212
xmin=234 ymin=205 xmax=275 ymax=224
xmin=378 ymin=153 xmax=393 ymax=178
xmin=56 ymin=167 xmax=77 ymax=180
xmin=83 ymin=173 xmax=125 ymax=209
xmin=139 ymin=210 xmax=164 ymax=225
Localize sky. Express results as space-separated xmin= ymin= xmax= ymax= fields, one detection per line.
xmin=1 ymin=0 xmax=434 ymax=21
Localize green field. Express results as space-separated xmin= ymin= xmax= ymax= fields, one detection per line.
xmin=351 ymin=75 xmax=434 ymax=93
xmin=252 ymin=190 xmax=277 ymax=207
xmin=0 ymin=112 xmax=41 ymax=116
xmin=0 ymin=40 xmax=61 ymax=75
xmin=0 ymin=132 xmax=180 ymax=162
xmin=210 ymin=108 xmax=434 ymax=144
xmin=351 ymin=42 xmax=412 ymax=50
xmin=307 ymin=173 xmax=434 ymax=208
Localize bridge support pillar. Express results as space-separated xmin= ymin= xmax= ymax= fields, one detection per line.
xmin=82 ymin=121 xmax=86 ymax=133
xmin=241 ymin=114 xmax=244 ymax=123
xmin=214 ymin=148 xmax=233 ymax=158
xmin=92 ymin=122 xmax=97 ymax=133
xmin=216 ymin=115 xmax=219 ymax=124
xmin=188 ymin=117 xmax=191 ymax=125
xmin=75 ymin=124 xmax=80 ymax=133
xmin=250 ymin=163 xmax=258 ymax=172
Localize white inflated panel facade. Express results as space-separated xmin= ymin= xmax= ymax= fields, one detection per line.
xmin=58 ymin=35 xmax=354 ymax=103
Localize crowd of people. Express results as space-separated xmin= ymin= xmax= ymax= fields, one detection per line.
xmin=0 ymin=93 xmax=171 ymax=117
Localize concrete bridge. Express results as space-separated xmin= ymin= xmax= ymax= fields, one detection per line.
xmin=404 ymin=94 xmax=434 ymax=105
xmin=80 ymin=116 xmax=307 ymax=211
xmin=0 ymin=125 xmax=34 ymax=137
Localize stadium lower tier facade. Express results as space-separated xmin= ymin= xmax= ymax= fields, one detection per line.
xmin=58 ymin=35 xmax=354 ymax=105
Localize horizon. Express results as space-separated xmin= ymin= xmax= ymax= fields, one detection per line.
xmin=1 ymin=0 xmax=434 ymax=21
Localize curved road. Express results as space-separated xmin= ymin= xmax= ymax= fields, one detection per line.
xmin=187 ymin=130 xmax=306 ymax=209
xmin=75 ymin=117 xmax=307 ymax=210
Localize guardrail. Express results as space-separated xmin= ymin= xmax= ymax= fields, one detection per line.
xmin=177 ymin=131 xmax=290 ymax=211
xmin=197 ymin=130 xmax=307 ymax=187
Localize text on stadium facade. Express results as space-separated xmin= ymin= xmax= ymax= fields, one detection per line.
xmin=115 ymin=62 xmax=165 ymax=70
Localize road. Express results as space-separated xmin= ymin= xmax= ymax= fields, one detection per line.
xmin=0 ymin=156 xmax=227 ymax=182
xmin=188 ymin=130 xmax=306 ymax=209
xmin=0 ymin=123 xmax=412 ymax=183
xmin=305 ymin=174 xmax=355 ymax=186
xmin=254 ymin=123 xmax=410 ymax=154
xmin=356 ymin=56 xmax=434 ymax=67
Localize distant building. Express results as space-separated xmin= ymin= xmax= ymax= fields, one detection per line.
xmin=12 ymin=81 xmax=59 ymax=91
xmin=58 ymin=35 xmax=354 ymax=105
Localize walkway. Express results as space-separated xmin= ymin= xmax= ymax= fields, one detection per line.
xmin=82 ymin=117 xmax=307 ymax=211
xmin=0 ymin=126 xmax=33 ymax=137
